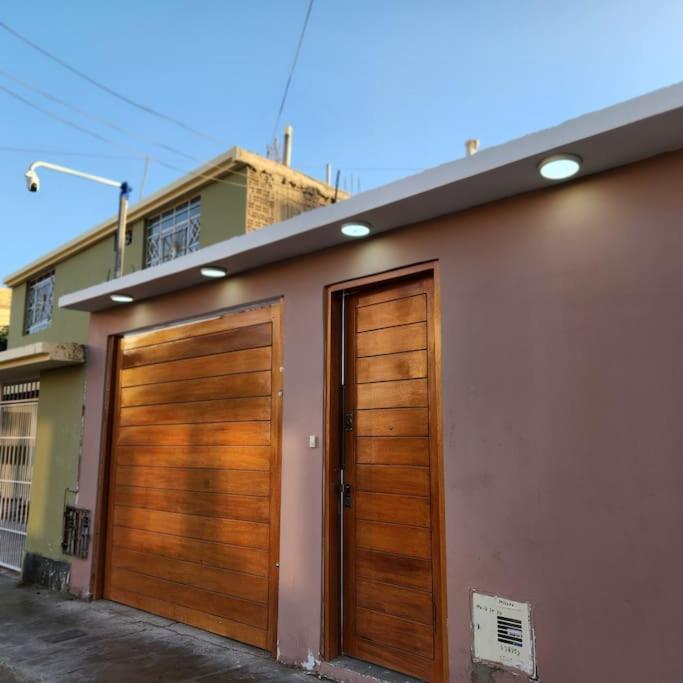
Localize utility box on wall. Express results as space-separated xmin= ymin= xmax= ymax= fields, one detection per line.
xmin=472 ymin=592 xmax=535 ymax=677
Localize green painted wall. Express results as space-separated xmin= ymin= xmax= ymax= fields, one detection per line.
xmin=8 ymin=232 xmax=143 ymax=348
xmin=6 ymin=173 xmax=246 ymax=572
xmin=198 ymin=172 xmax=247 ymax=246
xmin=7 ymin=172 xmax=246 ymax=350
xmin=24 ymin=365 xmax=85 ymax=562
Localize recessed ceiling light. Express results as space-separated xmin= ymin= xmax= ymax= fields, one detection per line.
xmin=341 ymin=221 xmax=371 ymax=237
xmin=201 ymin=266 xmax=228 ymax=279
xmin=110 ymin=293 xmax=134 ymax=304
xmin=538 ymin=154 xmax=582 ymax=180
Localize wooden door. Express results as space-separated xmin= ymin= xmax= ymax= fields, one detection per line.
xmin=342 ymin=275 xmax=444 ymax=681
xmin=104 ymin=302 xmax=282 ymax=653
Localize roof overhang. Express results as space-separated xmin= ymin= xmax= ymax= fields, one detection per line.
xmin=61 ymin=82 xmax=683 ymax=314
xmin=0 ymin=342 xmax=85 ymax=383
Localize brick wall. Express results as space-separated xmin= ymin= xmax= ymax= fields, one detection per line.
xmin=246 ymin=167 xmax=338 ymax=232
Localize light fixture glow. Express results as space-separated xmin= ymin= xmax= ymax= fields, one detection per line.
xmin=201 ymin=266 xmax=228 ymax=279
xmin=538 ymin=154 xmax=582 ymax=180
xmin=341 ymin=221 xmax=371 ymax=237
xmin=110 ymin=293 xmax=134 ymax=304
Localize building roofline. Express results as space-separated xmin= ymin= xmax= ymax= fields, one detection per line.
xmin=60 ymin=81 xmax=683 ymax=314
xmin=5 ymin=148 xmax=339 ymax=287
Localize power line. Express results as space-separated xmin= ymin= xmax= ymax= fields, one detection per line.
xmin=0 ymin=20 xmax=223 ymax=145
xmin=0 ymin=69 xmax=197 ymax=161
xmin=271 ymin=0 xmax=315 ymax=140
xmin=0 ymin=85 xmax=248 ymax=191
xmin=1 ymin=85 xmax=113 ymax=146
xmin=0 ymin=146 xmax=144 ymax=160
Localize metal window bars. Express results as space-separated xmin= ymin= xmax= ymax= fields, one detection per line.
xmin=61 ymin=506 xmax=90 ymax=559
xmin=0 ymin=387 xmax=38 ymax=571
xmin=145 ymin=197 xmax=201 ymax=268
xmin=24 ymin=271 xmax=55 ymax=335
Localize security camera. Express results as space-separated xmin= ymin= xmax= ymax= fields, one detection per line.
xmin=25 ymin=169 xmax=40 ymax=193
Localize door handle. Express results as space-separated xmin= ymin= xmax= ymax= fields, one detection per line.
xmin=343 ymin=483 xmax=352 ymax=508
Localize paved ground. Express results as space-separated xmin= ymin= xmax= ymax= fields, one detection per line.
xmin=0 ymin=570 xmax=326 ymax=682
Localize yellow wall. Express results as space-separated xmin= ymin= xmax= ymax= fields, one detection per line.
xmin=0 ymin=288 xmax=10 ymax=327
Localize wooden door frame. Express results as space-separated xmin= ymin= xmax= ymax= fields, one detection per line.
xmin=90 ymin=302 xmax=284 ymax=658
xmin=91 ymin=333 xmax=122 ymax=600
xmin=321 ymin=262 xmax=448 ymax=682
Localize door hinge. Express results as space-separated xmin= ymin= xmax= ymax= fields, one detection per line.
xmin=343 ymin=412 xmax=353 ymax=432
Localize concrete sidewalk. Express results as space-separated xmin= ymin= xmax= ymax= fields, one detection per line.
xmin=0 ymin=570 xmax=326 ymax=682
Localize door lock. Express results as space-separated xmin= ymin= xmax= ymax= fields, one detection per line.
xmin=343 ymin=483 xmax=352 ymax=508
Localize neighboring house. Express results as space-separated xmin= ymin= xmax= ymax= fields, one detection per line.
xmin=0 ymin=288 xmax=10 ymax=327
xmin=0 ymin=147 xmax=341 ymax=582
xmin=0 ymin=289 xmax=9 ymax=351
xmin=56 ymin=84 xmax=683 ymax=683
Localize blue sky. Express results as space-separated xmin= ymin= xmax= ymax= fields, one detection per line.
xmin=1 ymin=0 xmax=682 ymax=278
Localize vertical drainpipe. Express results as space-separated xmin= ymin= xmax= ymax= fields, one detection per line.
xmin=283 ymin=125 xmax=293 ymax=167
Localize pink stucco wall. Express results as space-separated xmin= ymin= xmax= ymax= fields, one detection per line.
xmin=72 ymin=152 xmax=683 ymax=682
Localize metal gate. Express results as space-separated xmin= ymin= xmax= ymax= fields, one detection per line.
xmin=0 ymin=382 xmax=39 ymax=571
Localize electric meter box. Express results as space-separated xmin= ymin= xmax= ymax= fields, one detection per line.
xmin=472 ymin=592 xmax=535 ymax=676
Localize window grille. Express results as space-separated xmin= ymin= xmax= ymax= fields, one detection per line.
xmin=1 ymin=382 xmax=40 ymax=402
xmin=0 ymin=396 xmax=38 ymax=570
xmin=24 ymin=271 xmax=55 ymax=335
xmin=145 ymin=197 xmax=200 ymax=268
xmin=62 ymin=506 xmax=90 ymax=559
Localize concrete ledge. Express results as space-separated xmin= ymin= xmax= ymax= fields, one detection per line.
xmin=0 ymin=342 xmax=85 ymax=382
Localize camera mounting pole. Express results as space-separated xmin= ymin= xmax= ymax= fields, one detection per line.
xmin=25 ymin=161 xmax=132 ymax=279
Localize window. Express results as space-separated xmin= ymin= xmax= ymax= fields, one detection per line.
xmin=145 ymin=197 xmax=200 ymax=268
xmin=24 ymin=271 xmax=54 ymax=334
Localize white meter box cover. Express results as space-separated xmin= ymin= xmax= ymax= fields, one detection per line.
xmin=472 ymin=592 xmax=535 ymax=676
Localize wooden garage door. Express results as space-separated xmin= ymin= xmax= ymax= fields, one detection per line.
xmin=104 ymin=302 xmax=282 ymax=652
xmin=342 ymin=276 xmax=445 ymax=681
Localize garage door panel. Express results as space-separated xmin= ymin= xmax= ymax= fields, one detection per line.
xmin=111 ymin=546 xmax=269 ymax=603
xmin=114 ymin=466 xmax=270 ymax=496
xmin=110 ymin=567 xmax=268 ymax=629
xmin=113 ymin=507 xmax=269 ymax=548
xmin=115 ymin=487 xmax=270 ymax=523
xmin=106 ymin=304 xmax=281 ymax=652
xmin=124 ymin=306 xmax=273 ymax=351
xmin=120 ymin=371 xmax=271 ymax=407
xmin=119 ymin=396 xmax=271 ymax=426
xmin=116 ymin=445 xmax=272 ymax=471
xmin=120 ymin=347 xmax=272 ymax=387
xmin=108 ymin=586 xmax=269 ymax=650
xmin=117 ymin=422 xmax=271 ymax=447
xmin=112 ymin=527 xmax=269 ymax=577
xmin=122 ymin=323 xmax=272 ymax=368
